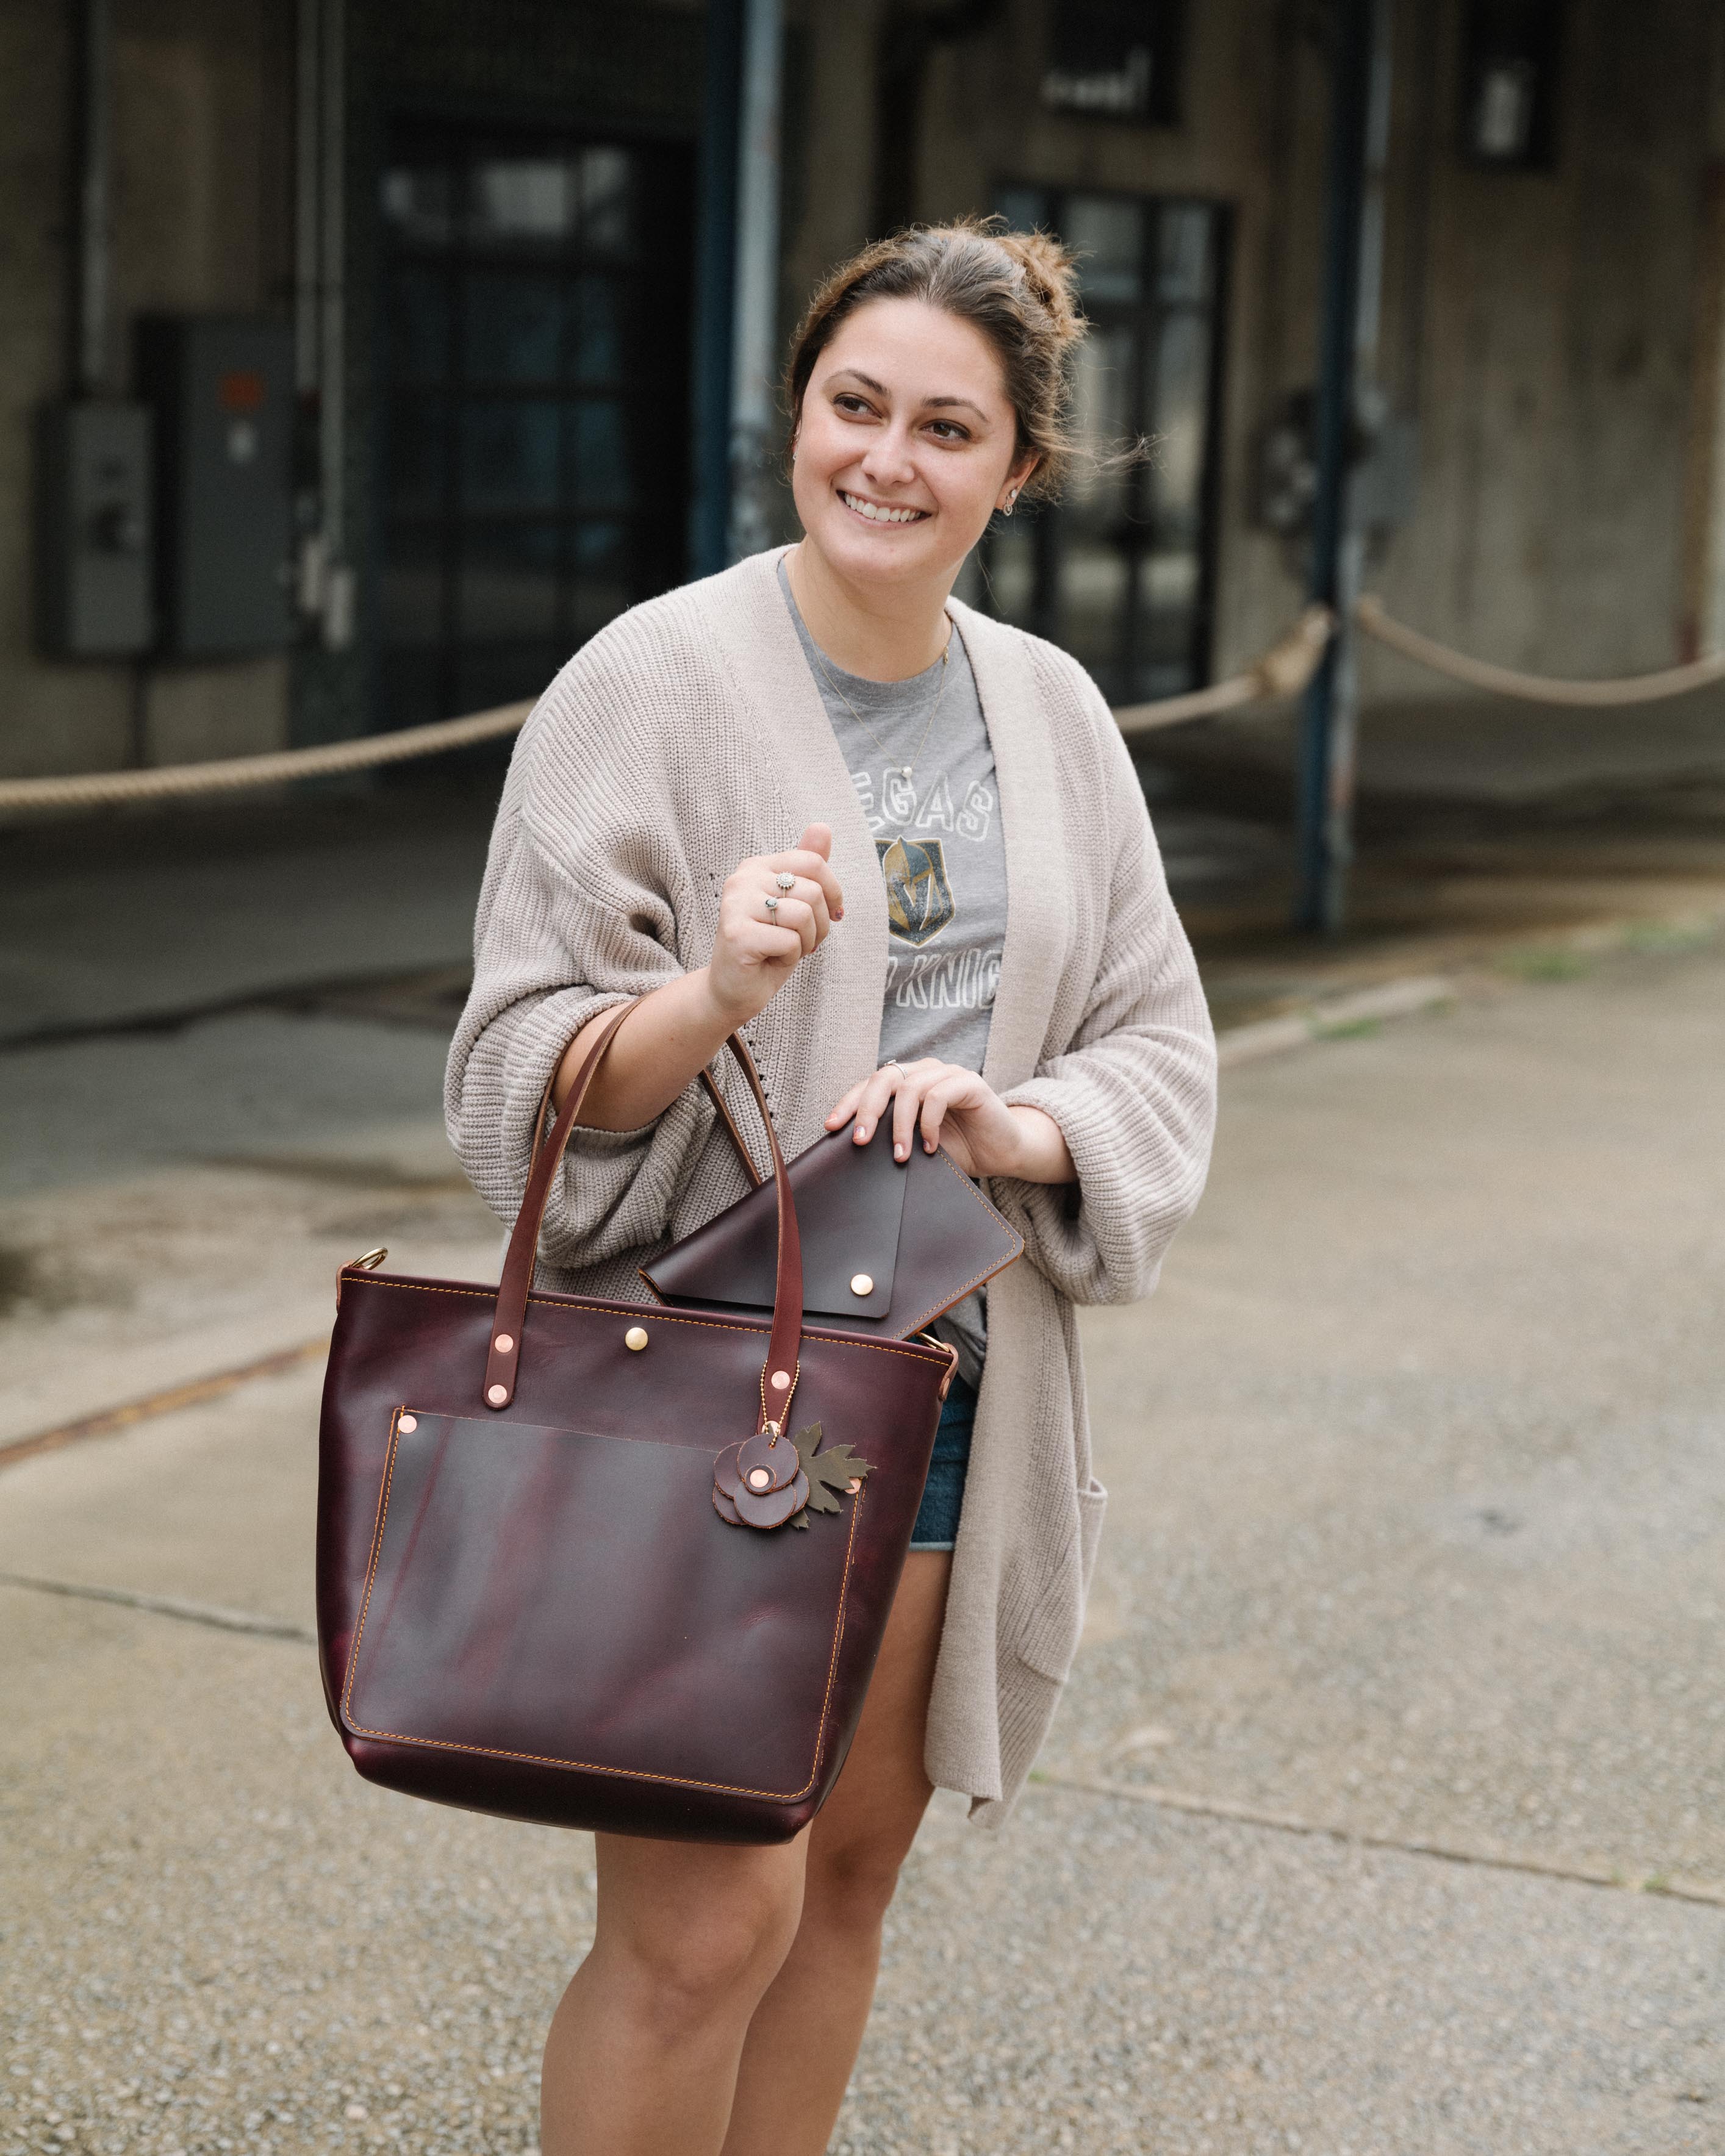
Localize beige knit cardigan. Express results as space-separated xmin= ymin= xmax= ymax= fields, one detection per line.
xmin=445 ymin=546 xmax=1216 ymax=1825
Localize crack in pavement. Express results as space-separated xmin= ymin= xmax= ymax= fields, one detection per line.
xmin=1033 ymin=1771 xmax=1725 ymax=1910
xmin=9 ymin=1569 xmax=1720 ymax=1913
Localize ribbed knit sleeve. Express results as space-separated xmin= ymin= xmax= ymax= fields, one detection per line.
xmin=443 ymin=646 xmax=719 ymax=1271
xmin=989 ymin=667 xmax=1216 ymax=1306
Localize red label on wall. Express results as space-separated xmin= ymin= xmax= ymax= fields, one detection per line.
xmin=218 ymin=370 xmax=266 ymax=413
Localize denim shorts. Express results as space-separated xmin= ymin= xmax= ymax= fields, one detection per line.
xmin=908 ymin=1372 xmax=978 ymax=1552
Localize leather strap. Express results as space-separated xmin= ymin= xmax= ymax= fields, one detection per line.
xmin=489 ymin=1003 xmax=803 ymax=1432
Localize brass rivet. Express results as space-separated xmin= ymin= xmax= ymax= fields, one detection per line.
xmin=850 ymin=1272 xmax=874 ymax=1297
xmin=398 ymin=1413 xmax=418 ymax=1434
xmin=625 ymin=1326 xmax=649 ymax=1352
xmin=494 ymin=1333 xmax=514 ymax=1355
xmin=486 ymin=1383 xmax=508 ymax=1406
xmin=770 ymin=1369 xmax=791 ymax=1390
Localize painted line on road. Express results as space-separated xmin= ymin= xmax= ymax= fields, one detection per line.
xmin=0 ymin=1570 xmax=315 ymax=1643
xmin=1032 ymin=1771 xmax=1725 ymax=1910
xmin=0 ymin=1337 xmax=329 ymax=1472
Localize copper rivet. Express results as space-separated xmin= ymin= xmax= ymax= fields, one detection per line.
xmin=848 ymin=1477 xmax=863 ymax=1494
xmin=487 ymin=1383 xmax=507 ymax=1406
xmin=398 ymin=1413 xmax=417 ymax=1434
xmin=850 ymin=1272 xmax=874 ymax=1297
xmin=749 ymin=1468 xmax=772 ymax=1490
xmin=770 ymin=1369 xmax=791 ymax=1390
xmin=625 ymin=1326 xmax=649 ymax=1352
xmin=494 ymin=1333 xmax=514 ymax=1355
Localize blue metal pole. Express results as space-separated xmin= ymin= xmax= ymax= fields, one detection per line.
xmin=1294 ymin=0 xmax=1377 ymax=933
xmin=692 ymin=0 xmax=744 ymax=579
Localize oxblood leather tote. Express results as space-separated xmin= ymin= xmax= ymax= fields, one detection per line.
xmin=315 ymin=1001 xmax=956 ymax=1844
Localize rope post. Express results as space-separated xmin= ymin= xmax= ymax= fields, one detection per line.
xmin=1295 ymin=0 xmax=1385 ymax=936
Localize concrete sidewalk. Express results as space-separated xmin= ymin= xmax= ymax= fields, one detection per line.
xmin=4 ymin=937 xmax=1721 ymax=2154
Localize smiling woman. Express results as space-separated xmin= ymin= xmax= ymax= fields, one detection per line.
xmin=444 ymin=217 xmax=1216 ymax=2156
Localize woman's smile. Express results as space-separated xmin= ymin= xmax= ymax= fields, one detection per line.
xmin=837 ymin=489 xmax=931 ymax=525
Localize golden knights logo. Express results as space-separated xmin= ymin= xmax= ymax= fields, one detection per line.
xmin=878 ymin=836 xmax=954 ymax=947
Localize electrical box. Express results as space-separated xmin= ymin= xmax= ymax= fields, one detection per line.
xmin=35 ymin=402 xmax=154 ymax=657
xmin=135 ymin=315 xmax=295 ymax=657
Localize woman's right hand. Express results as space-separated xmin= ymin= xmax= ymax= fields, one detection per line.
xmin=708 ymin=822 xmax=845 ymax=1025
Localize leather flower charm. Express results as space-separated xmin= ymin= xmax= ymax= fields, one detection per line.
xmin=713 ymin=1422 xmax=872 ymax=1531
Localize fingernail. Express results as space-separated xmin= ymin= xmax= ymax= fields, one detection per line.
xmin=925 ymin=1139 xmax=936 ymax=1152
xmin=895 ymin=1143 xmax=908 ymax=1161
xmin=857 ymin=1124 xmax=870 ymax=1141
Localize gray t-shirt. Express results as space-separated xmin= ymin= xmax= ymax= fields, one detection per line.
xmin=781 ymin=559 xmax=1005 ymax=1384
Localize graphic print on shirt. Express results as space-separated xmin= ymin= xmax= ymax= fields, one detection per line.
xmin=878 ymin=836 xmax=954 ymax=947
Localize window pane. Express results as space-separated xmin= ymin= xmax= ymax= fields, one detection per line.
xmin=1064 ymin=324 xmax=1137 ymax=516
xmin=1150 ymin=313 xmax=1211 ymax=529
xmin=569 ymin=274 xmax=625 ymax=383
xmin=387 ymin=396 xmax=447 ymax=514
xmin=381 ymin=165 xmax=453 ymax=245
xmin=381 ymin=524 xmax=443 ymax=648
xmin=459 ymin=523 xmax=561 ymax=642
xmin=468 ymin=159 xmax=575 ymax=242
xmin=1058 ymin=537 xmax=1129 ymax=678
xmin=461 ymin=400 xmax=562 ymax=512
xmin=995 ymin=186 xmax=1047 ymax=234
xmin=465 ymin=273 xmax=564 ymax=384
xmin=1066 ymin=196 xmax=1142 ymax=306
xmin=387 ymin=268 xmax=449 ymax=385
xmin=572 ymin=521 xmax=630 ymax=641
xmin=986 ymin=524 xmax=1037 ymax=622
xmin=1157 ymin=206 xmax=1213 ymax=303
xmin=568 ymin=400 xmax=631 ymax=507
xmin=578 ymin=149 xmax=633 ymax=252
xmin=456 ymin=640 xmax=565 ymax=714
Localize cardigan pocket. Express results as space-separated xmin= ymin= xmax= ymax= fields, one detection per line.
xmin=1011 ymin=1475 xmax=1109 ymax=1684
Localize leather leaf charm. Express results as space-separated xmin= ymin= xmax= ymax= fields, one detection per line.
xmin=712 ymin=1422 xmax=872 ymax=1531
xmin=786 ymin=1422 xmax=873 ymax=1530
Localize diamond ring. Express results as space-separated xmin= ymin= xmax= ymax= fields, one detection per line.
xmin=775 ymin=872 xmax=796 ymax=892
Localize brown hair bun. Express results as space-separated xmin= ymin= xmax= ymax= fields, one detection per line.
xmin=783 ymin=217 xmax=1088 ymax=501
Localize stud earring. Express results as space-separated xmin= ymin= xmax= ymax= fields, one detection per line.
xmin=1003 ymin=489 xmax=1017 ymax=518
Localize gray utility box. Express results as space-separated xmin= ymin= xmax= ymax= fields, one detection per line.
xmin=35 ymin=401 xmax=155 ymax=657
xmin=135 ymin=315 xmax=294 ymax=657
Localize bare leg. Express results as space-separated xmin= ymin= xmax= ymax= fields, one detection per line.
xmin=540 ymin=1831 xmax=806 ymax=2156
xmin=719 ymin=1550 xmax=952 ymax=2156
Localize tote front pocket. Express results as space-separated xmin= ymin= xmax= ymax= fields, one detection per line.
xmin=342 ymin=1408 xmax=861 ymax=1803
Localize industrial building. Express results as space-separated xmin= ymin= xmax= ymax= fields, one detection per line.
xmin=4 ymin=0 xmax=1723 ymax=784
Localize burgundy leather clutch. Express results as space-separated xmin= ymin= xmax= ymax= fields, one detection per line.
xmin=641 ymin=1098 xmax=1024 ymax=1338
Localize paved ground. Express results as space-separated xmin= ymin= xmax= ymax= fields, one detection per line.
xmin=3 ymin=908 xmax=1722 ymax=2154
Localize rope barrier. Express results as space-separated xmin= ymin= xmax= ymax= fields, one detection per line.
xmin=2 ymin=587 xmax=1719 ymax=814
xmin=1355 ymin=594 xmax=1725 ymax=706
xmin=1111 ymin=605 xmax=1335 ymax=735
xmin=0 ymin=699 xmax=533 ymax=812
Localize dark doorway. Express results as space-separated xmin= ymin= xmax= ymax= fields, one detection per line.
xmin=377 ymin=120 xmax=694 ymax=729
xmin=978 ymin=186 xmax=1229 ymax=703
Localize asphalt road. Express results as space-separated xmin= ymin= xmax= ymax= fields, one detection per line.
xmin=2 ymin=939 xmax=1723 ymax=2154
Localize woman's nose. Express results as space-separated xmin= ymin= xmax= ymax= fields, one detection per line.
xmin=858 ymin=426 xmax=918 ymax=489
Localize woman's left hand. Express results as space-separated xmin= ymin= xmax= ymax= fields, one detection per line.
xmin=825 ymin=1059 xmax=1075 ymax=1184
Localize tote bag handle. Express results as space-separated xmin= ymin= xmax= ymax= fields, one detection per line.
xmin=486 ymin=1000 xmax=805 ymax=1433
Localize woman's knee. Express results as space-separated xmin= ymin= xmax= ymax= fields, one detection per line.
xmin=803 ymin=1821 xmax=917 ymax=1935
xmin=597 ymin=1855 xmax=804 ymax=2038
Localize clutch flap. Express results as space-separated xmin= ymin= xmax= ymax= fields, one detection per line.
xmin=644 ymin=1123 xmax=908 ymax=1320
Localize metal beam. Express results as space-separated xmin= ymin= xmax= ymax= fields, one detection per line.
xmin=692 ymin=0 xmax=744 ymax=578
xmin=726 ymin=0 xmax=784 ymax=563
xmin=1294 ymin=0 xmax=1391 ymax=934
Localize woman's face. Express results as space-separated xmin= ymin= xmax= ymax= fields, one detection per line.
xmin=792 ymin=296 xmax=1034 ymax=593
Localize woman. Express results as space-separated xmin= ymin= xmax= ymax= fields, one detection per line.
xmin=447 ymin=219 xmax=1216 ymax=2156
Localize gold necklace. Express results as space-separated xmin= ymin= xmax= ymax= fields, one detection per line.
xmin=808 ymin=625 xmax=954 ymax=781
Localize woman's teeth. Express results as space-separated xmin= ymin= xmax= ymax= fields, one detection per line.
xmin=840 ymin=492 xmax=927 ymax=525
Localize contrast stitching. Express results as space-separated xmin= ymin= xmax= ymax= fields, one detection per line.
xmin=341 ymin=1274 xmax=945 ymax=1367
xmin=339 ymin=1417 xmax=866 ymax=1803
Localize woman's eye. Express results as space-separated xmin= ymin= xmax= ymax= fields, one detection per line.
xmin=834 ymin=395 xmax=873 ymax=417
xmin=927 ymin=421 xmax=969 ymax=442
